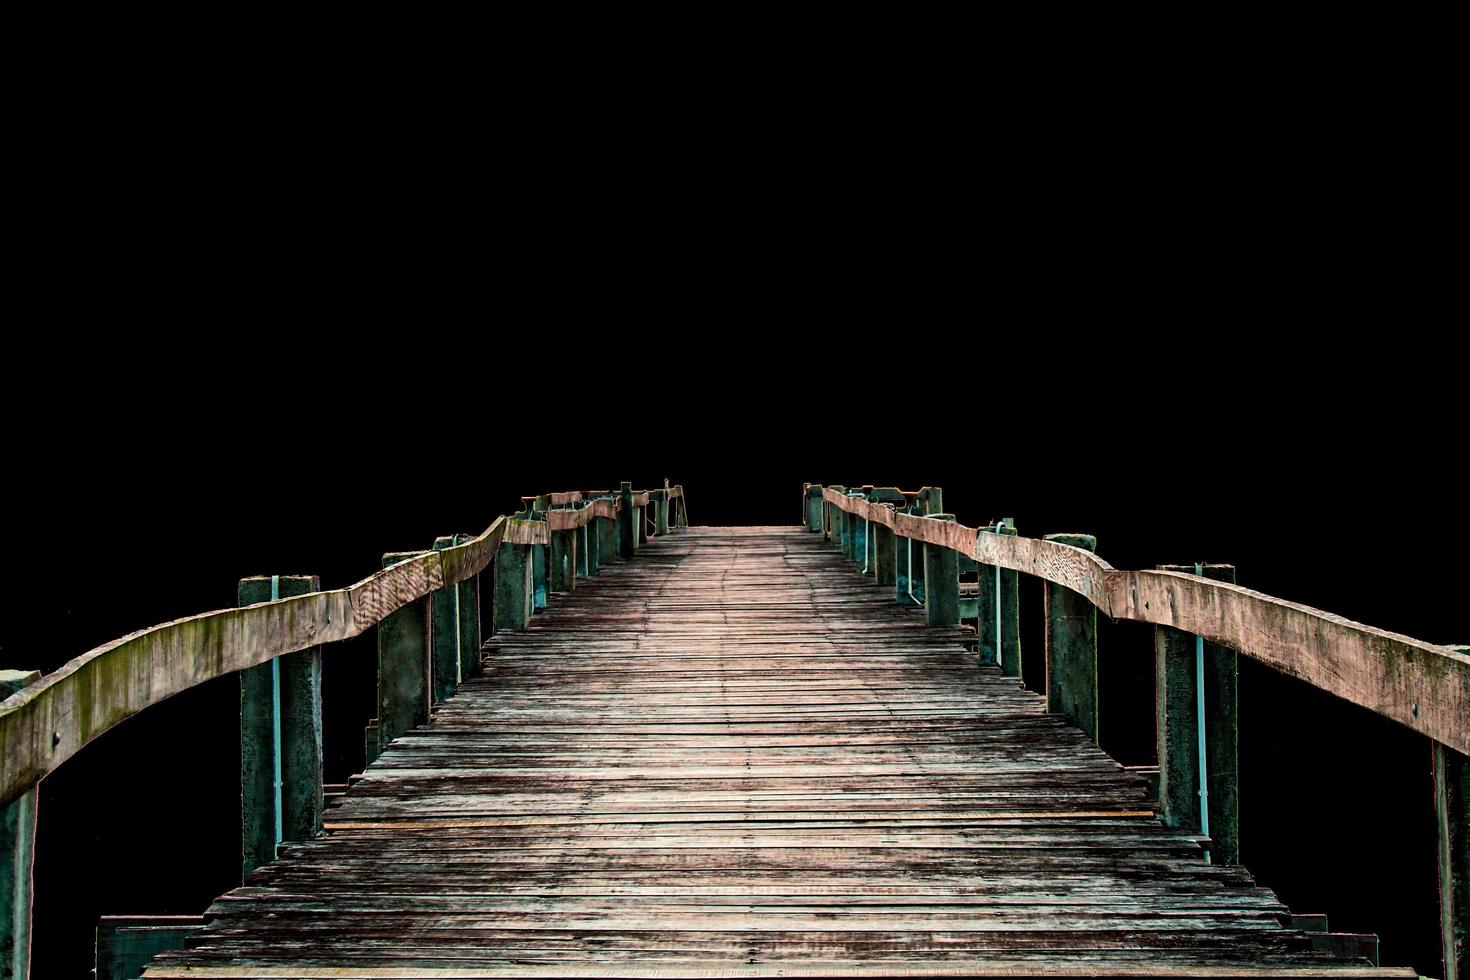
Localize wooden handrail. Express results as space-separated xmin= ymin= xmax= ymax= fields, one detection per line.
xmin=0 ymin=486 xmax=675 ymax=807
xmin=823 ymin=487 xmax=1470 ymax=755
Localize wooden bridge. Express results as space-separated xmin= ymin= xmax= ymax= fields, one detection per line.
xmin=1 ymin=484 xmax=1466 ymax=978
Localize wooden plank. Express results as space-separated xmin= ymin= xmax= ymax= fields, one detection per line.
xmin=504 ymin=518 xmax=550 ymax=547
xmin=437 ymin=517 xmax=508 ymax=586
xmin=0 ymin=586 xmax=357 ymax=807
xmin=148 ymin=528 xmax=1398 ymax=978
xmin=1112 ymin=570 xmax=1470 ymax=754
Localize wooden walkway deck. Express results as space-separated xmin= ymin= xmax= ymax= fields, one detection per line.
xmin=147 ymin=527 xmax=1406 ymax=978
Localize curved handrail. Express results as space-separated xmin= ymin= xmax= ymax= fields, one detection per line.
xmin=822 ymin=487 xmax=1470 ymax=755
xmin=0 ymin=485 xmax=677 ymax=807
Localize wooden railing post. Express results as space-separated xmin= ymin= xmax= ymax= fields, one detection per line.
xmin=857 ymin=487 xmax=876 ymax=574
xmin=674 ymin=485 xmax=688 ymax=528
xmin=977 ymin=520 xmax=1022 ymax=677
xmin=1044 ymin=533 xmax=1100 ymax=743
xmin=873 ymin=518 xmax=897 ymax=587
xmin=652 ymin=489 xmax=670 ymax=536
xmin=368 ymin=552 xmax=431 ymax=766
xmin=1439 ymin=645 xmax=1470 ymax=980
xmin=528 ymin=496 xmax=551 ymax=609
xmin=895 ymin=494 xmax=918 ymax=607
xmin=1 ymin=669 xmax=40 ymax=980
xmin=1156 ymin=563 xmax=1239 ymax=865
xmin=598 ymin=494 xmax=620 ymax=565
xmin=494 ymin=528 xmax=534 ymax=633
xmin=619 ymin=482 xmax=637 ymax=558
xmin=580 ymin=507 xmax=598 ymax=577
xmin=803 ymin=484 xmax=823 ymax=532
xmin=550 ymin=509 xmax=577 ymax=596
xmin=923 ymin=516 xmax=961 ymax=626
xmin=238 ymin=575 xmax=323 ymax=881
xmin=432 ymin=535 xmax=481 ymax=702
xmin=827 ymin=485 xmax=847 ymax=551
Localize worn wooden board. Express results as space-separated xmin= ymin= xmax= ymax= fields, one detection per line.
xmin=546 ymin=500 xmax=618 ymax=531
xmin=437 ymin=517 xmax=508 ymax=586
xmin=0 ymin=588 xmax=356 ymax=807
xmin=146 ymin=528 xmax=1397 ymax=978
xmin=505 ymin=519 xmax=551 ymax=547
xmin=1112 ymin=570 xmax=1470 ymax=755
xmin=827 ymin=490 xmax=1468 ymax=752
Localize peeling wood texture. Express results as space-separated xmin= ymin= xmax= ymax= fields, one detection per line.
xmin=145 ymin=528 xmax=1402 ymax=978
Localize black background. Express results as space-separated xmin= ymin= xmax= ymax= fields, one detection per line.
xmin=4 ymin=41 xmax=1460 ymax=971
xmin=5 ymin=383 xmax=1462 ymax=976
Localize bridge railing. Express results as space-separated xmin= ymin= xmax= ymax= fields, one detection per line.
xmin=807 ymin=481 xmax=1468 ymax=979
xmin=0 ymin=481 xmax=685 ymax=979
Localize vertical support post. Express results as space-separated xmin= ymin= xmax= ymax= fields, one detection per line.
xmin=828 ymin=486 xmax=847 ymax=552
xmin=1155 ymin=563 xmax=1239 ymax=864
xmin=895 ymin=496 xmax=916 ymax=606
xmin=529 ymin=496 xmax=550 ymax=609
xmin=674 ymin=486 xmax=688 ymax=528
xmin=598 ymin=497 xmax=620 ymax=564
xmin=873 ymin=519 xmax=897 ymax=586
xmin=653 ymin=489 xmax=670 ymax=536
xmin=977 ymin=519 xmax=1022 ymax=677
xmin=923 ymin=516 xmax=960 ymax=626
xmin=238 ymin=575 xmax=323 ymax=881
xmin=369 ymin=552 xmax=431 ymax=766
xmin=804 ymin=484 xmax=824 ymax=532
xmin=493 ymin=535 xmax=533 ymax=633
xmin=431 ymin=536 xmax=480 ymax=701
xmin=851 ymin=503 xmax=868 ymax=574
xmin=581 ymin=513 xmax=598 ymax=577
xmin=619 ymin=482 xmax=636 ymax=558
xmin=1438 ymin=645 xmax=1470 ymax=980
xmin=1044 ymin=533 xmax=1099 ymax=743
xmin=549 ymin=519 xmax=577 ymax=594
xmin=917 ymin=486 xmax=943 ymax=515
xmin=1 ymin=669 xmax=40 ymax=980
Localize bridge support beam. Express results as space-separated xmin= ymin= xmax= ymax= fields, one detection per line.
xmin=1 ymin=669 xmax=40 ymax=980
xmin=653 ymin=489 xmax=670 ymax=537
xmin=598 ymin=500 xmax=620 ymax=565
xmin=619 ymin=483 xmax=638 ymax=558
xmin=369 ymin=552 xmax=432 ymax=766
xmin=1438 ymin=650 xmax=1470 ymax=980
xmin=528 ymin=497 xmax=550 ymax=610
xmin=494 ymin=538 xmax=533 ymax=633
xmin=238 ymin=575 xmax=323 ymax=881
xmin=1044 ymin=533 xmax=1100 ymax=743
xmin=873 ymin=521 xmax=897 ymax=586
xmin=432 ymin=536 xmax=481 ymax=702
xmin=856 ymin=487 xmax=875 ymax=574
xmin=823 ymin=486 xmax=845 ymax=545
xmin=923 ymin=516 xmax=961 ymax=626
xmin=1156 ymin=563 xmax=1239 ymax=865
xmin=580 ymin=519 xmax=597 ymax=577
xmin=550 ymin=525 xmax=577 ymax=595
xmin=977 ymin=520 xmax=1022 ymax=676
xmin=804 ymin=484 xmax=823 ymax=532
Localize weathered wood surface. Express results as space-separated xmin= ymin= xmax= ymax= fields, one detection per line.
xmin=147 ymin=528 xmax=1401 ymax=978
xmin=505 ymin=518 xmax=551 ymax=546
xmin=0 ymin=517 xmax=509 ymax=808
xmin=827 ymin=491 xmax=1470 ymax=753
xmin=546 ymin=499 xmax=618 ymax=531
